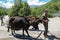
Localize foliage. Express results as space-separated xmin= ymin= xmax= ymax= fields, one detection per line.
xmin=0 ymin=7 xmax=7 ymax=16
xmin=1 ymin=0 xmax=60 ymax=18
xmin=18 ymin=2 xmax=31 ymax=16
xmin=31 ymin=0 xmax=60 ymax=18
xmin=8 ymin=0 xmax=31 ymax=17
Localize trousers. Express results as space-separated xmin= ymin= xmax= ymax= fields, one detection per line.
xmin=43 ymin=22 xmax=48 ymax=36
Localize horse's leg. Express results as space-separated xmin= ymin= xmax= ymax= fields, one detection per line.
xmin=7 ymin=27 xmax=9 ymax=32
xmin=11 ymin=27 xmax=14 ymax=35
xmin=11 ymin=29 xmax=14 ymax=35
xmin=22 ymin=29 xmax=24 ymax=36
xmin=14 ymin=29 xmax=15 ymax=34
xmin=13 ymin=27 xmax=15 ymax=34
xmin=1 ymin=18 xmax=3 ymax=26
xmin=25 ymin=29 xmax=30 ymax=37
xmin=7 ymin=26 xmax=10 ymax=32
xmin=35 ymin=25 xmax=39 ymax=30
xmin=33 ymin=23 xmax=39 ymax=30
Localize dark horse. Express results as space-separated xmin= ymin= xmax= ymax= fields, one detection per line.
xmin=27 ymin=16 xmax=42 ymax=30
xmin=9 ymin=16 xmax=30 ymax=37
xmin=8 ymin=16 xmax=42 ymax=37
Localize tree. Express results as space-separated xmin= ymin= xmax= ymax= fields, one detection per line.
xmin=8 ymin=0 xmax=22 ymax=17
xmin=0 ymin=7 xmax=7 ymax=16
xmin=8 ymin=0 xmax=31 ymax=17
xmin=30 ymin=0 xmax=60 ymax=18
xmin=18 ymin=2 xmax=31 ymax=16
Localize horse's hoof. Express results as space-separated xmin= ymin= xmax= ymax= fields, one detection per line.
xmin=28 ymin=35 xmax=30 ymax=37
xmin=7 ymin=30 xmax=9 ymax=32
xmin=12 ymin=33 xmax=14 ymax=35
xmin=9 ymin=34 xmax=12 ymax=36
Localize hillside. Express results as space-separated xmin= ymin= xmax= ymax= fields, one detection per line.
xmin=39 ymin=0 xmax=60 ymax=13
xmin=0 ymin=7 xmax=8 ymax=16
xmin=31 ymin=0 xmax=60 ymax=17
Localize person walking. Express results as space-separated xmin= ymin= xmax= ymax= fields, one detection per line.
xmin=42 ymin=9 xmax=49 ymax=37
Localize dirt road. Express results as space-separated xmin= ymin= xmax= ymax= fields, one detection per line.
xmin=0 ymin=17 xmax=60 ymax=40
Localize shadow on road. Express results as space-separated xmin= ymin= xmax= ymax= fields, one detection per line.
xmin=8 ymin=29 xmax=60 ymax=40
xmin=47 ymin=34 xmax=60 ymax=40
xmin=28 ymin=29 xmax=44 ymax=32
xmin=13 ymin=33 xmax=44 ymax=40
xmin=13 ymin=33 xmax=60 ymax=40
xmin=29 ymin=29 xmax=60 ymax=40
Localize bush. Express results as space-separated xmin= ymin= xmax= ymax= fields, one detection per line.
xmin=48 ymin=13 xmax=53 ymax=18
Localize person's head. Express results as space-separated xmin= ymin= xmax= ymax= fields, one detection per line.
xmin=44 ymin=9 xmax=48 ymax=14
